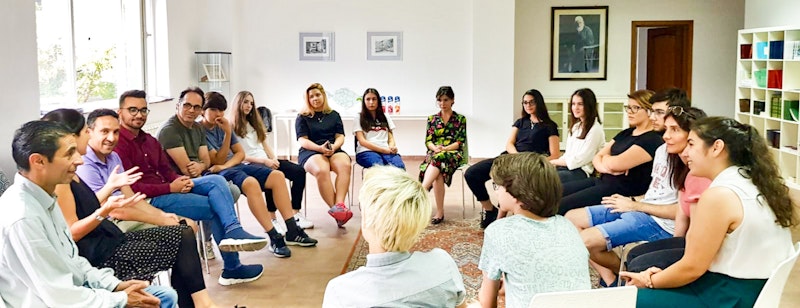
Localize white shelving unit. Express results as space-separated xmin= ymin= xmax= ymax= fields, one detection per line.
xmin=735 ymin=26 xmax=800 ymax=189
xmin=546 ymin=97 xmax=628 ymax=150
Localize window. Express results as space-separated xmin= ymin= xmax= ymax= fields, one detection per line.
xmin=36 ymin=0 xmax=146 ymax=112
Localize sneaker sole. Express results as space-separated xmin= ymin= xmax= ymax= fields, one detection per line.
xmin=286 ymin=241 xmax=317 ymax=247
xmin=218 ymin=239 xmax=268 ymax=252
xmin=218 ymin=271 xmax=264 ymax=286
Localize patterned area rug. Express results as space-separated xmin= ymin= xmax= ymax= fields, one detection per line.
xmin=342 ymin=218 xmax=487 ymax=302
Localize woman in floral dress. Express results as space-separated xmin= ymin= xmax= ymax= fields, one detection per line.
xmin=420 ymin=86 xmax=467 ymax=224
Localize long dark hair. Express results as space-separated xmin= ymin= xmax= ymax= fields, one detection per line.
xmin=519 ymin=89 xmax=557 ymax=131
xmin=665 ymin=107 xmax=707 ymax=190
xmin=359 ymin=88 xmax=389 ymax=132
xmin=568 ymin=88 xmax=601 ymax=139
xmin=692 ymin=117 xmax=796 ymax=228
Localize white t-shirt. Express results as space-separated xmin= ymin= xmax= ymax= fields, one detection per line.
xmin=238 ymin=123 xmax=269 ymax=159
xmin=642 ymin=144 xmax=678 ymax=234
xmin=562 ymin=121 xmax=605 ymax=176
xmin=353 ymin=114 xmax=396 ymax=154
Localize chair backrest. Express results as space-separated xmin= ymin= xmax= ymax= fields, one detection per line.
xmin=257 ymin=106 xmax=273 ymax=133
xmin=528 ymin=286 xmax=637 ymax=308
xmin=753 ymin=242 xmax=800 ymax=308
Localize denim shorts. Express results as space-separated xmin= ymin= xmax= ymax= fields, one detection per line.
xmin=587 ymin=205 xmax=672 ymax=251
xmin=218 ymin=164 xmax=273 ymax=189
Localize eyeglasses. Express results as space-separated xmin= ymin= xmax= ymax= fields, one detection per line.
xmin=668 ymin=106 xmax=695 ymax=119
xmin=651 ymin=108 xmax=668 ymax=116
xmin=181 ymin=103 xmax=203 ymax=112
xmin=623 ymin=105 xmax=651 ymax=114
xmin=522 ymin=101 xmax=535 ymax=106
xmin=126 ymin=107 xmax=150 ymax=116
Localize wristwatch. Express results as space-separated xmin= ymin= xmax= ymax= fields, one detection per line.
xmin=94 ymin=214 xmax=107 ymax=222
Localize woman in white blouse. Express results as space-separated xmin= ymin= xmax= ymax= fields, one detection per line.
xmin=550 ymin=88 xmax=605 ymax=183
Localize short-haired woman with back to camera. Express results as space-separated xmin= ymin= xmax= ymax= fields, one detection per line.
xmin=323 ymin=166 xmax=466 ymax=308
xmin=479 ymin=153 xmax=590 ymax=308
xmin=550 ymin=88 xmax=606 ymax=184
xmin=464 ymin=89 xmax=560 ymax=229
xmin=421 ymin=86 xmax=467 ymax=225
xmin=296 ymin=83 xmax=353 ymax=227
xmin=620 ymin=117 xmax=796 ymax=307
xmin=354 ymin=88 xmax=405 ymax=169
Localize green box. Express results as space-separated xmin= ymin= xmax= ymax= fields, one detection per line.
xmin=754 ymin=70 xmax=767 ymax=88
xmin=784 ymin=100 xmax=800 ymax=121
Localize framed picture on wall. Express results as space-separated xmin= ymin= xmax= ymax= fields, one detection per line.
xmin=550 ymin=6 xmax=608 ymax=80
xmin=367 ymin=32 xmax=403 ymax=61
xmin=202 ymin=64 xmax=227 ymax=81
xmin=299 ymin=32 xmax=335 ymax=61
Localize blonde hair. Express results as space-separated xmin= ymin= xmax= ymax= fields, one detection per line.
xmin=300 ymin=83 xmax=332 ymax=116
xmin=627 ymin=89 xmax=655 ymax=110
xmin=359 ymin=166 xmax=431 ymax=252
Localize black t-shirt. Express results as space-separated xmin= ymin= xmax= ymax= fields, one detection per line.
xmin=602 ymin=127 xmax=664 ymax=194
xmin=296 ymin=110 xmax=345 ymax=145
xmin=72 ymin=179 xmax=125 ymax=267
xmin=512 ymin=118 xmax=560 ymax=155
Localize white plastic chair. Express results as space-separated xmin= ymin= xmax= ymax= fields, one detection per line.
xmin=452 ymin=135 xmax=475 ymax=218
xmin=753 ymin=241 xmax=800 ymax=308
xmin=528 ymin=286 xmax=637 ymax=308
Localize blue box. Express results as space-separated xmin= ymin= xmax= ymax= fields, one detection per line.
xmin=755 ymin=41 xmax=769 ymax=59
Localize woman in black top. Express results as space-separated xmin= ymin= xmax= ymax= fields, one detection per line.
xmin=295 ymin=83 xmax=353 ymax=227
xmin=464 ymin=89 xmax=560 ymax=228
xmin=43 ymin=109 xmax=219 ymax=308
xmin=558 ymin=90 xmax=663 ymax=215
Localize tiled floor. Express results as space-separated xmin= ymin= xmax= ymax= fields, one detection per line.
xmin=194 ymin=158 xmax=800 ymax=307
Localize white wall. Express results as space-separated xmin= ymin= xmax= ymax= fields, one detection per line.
xmin=0 ymin=0 xmax=41 ymax=176
xmin=515 ymin=0 xmax=745 ymax=119
xmin=744 ymin=0 xmax=799 ymax=29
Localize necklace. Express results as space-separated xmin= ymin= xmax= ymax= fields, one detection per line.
xmin=530 ymin=120 xmax=538 ymax=129
xmin=316 ymin=113 xmax=327 ymax=123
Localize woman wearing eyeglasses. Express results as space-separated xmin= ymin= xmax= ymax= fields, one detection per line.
xmin=421 ymin=86 xmax=467 ymax=224
xmin=620 ymin=117 xmax=795 ymax=308
xmin=296 ymin=83 xmax=353 ymax=227
xmin=558 ymin=90 xmax=663 ymax=215
xmin=464 ymin=89 xmax=560 ymax=228
xmin=550 ymin=88 xmax=605 ymax=184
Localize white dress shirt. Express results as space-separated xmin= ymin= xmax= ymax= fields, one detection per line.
xmin=0 ymin=173 xmax=127 ymax=307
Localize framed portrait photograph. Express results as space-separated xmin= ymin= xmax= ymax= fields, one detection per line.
xmin=367 ymin=32 xmax=403 ymax=61
xmin=550 ymin=6 xmax=608 ymax=80
xmin=202 ymin=63 xmax=227 ymax=81
xmin=299 ymin=32 xmax=335 ymax=61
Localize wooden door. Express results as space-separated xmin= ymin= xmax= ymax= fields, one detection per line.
xmin=646 ymin=26 xmax=690 ymax=93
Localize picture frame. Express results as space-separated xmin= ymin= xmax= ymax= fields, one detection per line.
xmin=366 ymin=32 xmax=403 ymax=61
xmin=550 ymin=6 xmax=608 ymax=80
xmin=202 ymin=63 xmax=227 ymax=81
xmin=299 ymin=32 xmax=335 ymax=61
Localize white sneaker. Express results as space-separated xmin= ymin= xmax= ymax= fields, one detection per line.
xmin=271 ymin=218 xmax=286 ymax=235
xmin=204 ymin=240 xmax=216 ymax=260
xmin=294 ymin=213 xmax=315 ymax=229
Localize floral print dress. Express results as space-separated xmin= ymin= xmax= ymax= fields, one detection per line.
xmin=419 ymin=111 xmax=467 ymax=186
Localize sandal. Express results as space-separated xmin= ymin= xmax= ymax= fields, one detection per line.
xmin=431 ymin=216 xmax=444 ymax=225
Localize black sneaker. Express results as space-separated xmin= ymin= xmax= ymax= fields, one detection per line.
xmin=481 ymin=207 xmax=498 ymax=229
xmin=286 ymin=228 xmax=318 ymax=247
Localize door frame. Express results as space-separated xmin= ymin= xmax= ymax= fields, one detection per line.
xmin=630 ymin=20 xmax=694 ymax=96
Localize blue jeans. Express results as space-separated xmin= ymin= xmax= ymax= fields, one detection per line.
xmin=356 ymin=151 xmax=405 ymax=169
xmin=557 ymin=166 xmax=588 ymax=184
xmin=145 ymin=285 xmax=178 ymax=308
xmin=150 ymin=174 xmax=241 ymax=270
xmin=587 ymin=205 xmax=672 ymax=251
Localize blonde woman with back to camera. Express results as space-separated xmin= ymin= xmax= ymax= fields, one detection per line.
xmin=323 ymin=166 xmax=466 ymax=307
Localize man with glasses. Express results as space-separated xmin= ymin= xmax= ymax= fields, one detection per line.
xmin=113 ymin=89 xmax=268 ymax=286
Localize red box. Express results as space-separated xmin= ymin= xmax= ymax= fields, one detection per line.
xmin=740 ymin=44 xmax=753 ymax=59
xmin=768 ymin=70 xmax=783 ymax=89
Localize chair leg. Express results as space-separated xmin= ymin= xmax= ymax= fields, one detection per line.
xmin=618 ymin=244 xmax=628 ymax=286
xmin=461 ymin=175 xmax=466 ymax=219
xmin=197 ymin=223 xmax=210 ymax=275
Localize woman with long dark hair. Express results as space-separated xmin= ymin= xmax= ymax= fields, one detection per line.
xmin=620 ymin=117 xmax=796 ymax=307
xmin=42 ymin=109 xmax=220 ymax=308
xmin=550 ymin=88 xmax=605 ymax=183
xmin=354 ymin=88 xmax=405 ymax=169
xmin=464 ymin=89 xmax=560 ymax=228
xmin=229 ymin=90 xmax=312 ymax=230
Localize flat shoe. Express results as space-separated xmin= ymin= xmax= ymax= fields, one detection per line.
xmin=431 ymin=217 xmax=444 ymax=225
